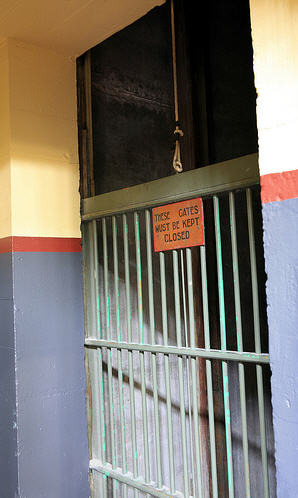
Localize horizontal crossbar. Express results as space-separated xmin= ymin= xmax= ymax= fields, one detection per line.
xmin=85 ymin=338 xmax=269 ymax=364
xmin=82 ymin=154 xmax=258 ymax=220
xmin=90 ymin=460 xmax=187 ymax=497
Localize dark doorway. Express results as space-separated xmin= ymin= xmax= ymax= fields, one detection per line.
xmin=78 ymin=1 xmax=276 ymax=496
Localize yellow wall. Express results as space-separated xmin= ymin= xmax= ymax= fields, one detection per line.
xmin=0 ymin=40 xmax=12 ymax=238
xmin=0 ymin=1 xmax=165 ymax=240
xmin=249 ymin=0 xmax=298 ymax=175
xmin=2 ymin=39 xmax=81 ymax=238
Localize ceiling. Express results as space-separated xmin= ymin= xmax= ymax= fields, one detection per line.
xmin=0 ymin=0 xmax=164 ymax=57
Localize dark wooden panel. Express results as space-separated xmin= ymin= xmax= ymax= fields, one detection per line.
xmin=91 ymin=4 xmax=175 ymax=195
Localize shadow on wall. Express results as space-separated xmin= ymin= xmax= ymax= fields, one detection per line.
xmin=93 ymin=187 xmax=275 ymax=496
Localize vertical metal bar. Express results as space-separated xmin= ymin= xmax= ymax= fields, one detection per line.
xmin=145 ymin=210 xmax=163 ymax=489
xmin=200 ymin=244 xmax=218 ymax=498
xmin=246 ymin=188 xmax=270 ymax=498
xmin=122 ymin=214 xmax=138 ymax=497
xmin=88 ymin=348 xmax=101 ymax=498
xmin=85 ymin=224 xmax=100 ymax=444
xmin=186 ymin=248 xmax=203 ymax=498
xmin=90 ymin=221 xmax=107 ymax=460
xmin=134 ymin=212 xmax=150 ymax=486
xmin=173 ymin=250 xmax=189 ymax=497
xmin=159 ymin=251 xmax=176 ymax=494
xmin=112 ymin=217 xmax=128 ymax=497
xmin=102 ymin=218 xmax=117 ymax=496
xmin=134 ymin=214 xmax=150 ymax=484
xmin=213 ymin=195 xmax=235 ymax=498
xmin=180 ymin=250 xmax=196 ymax=497
xmin=229 ymin=192 xmax=251 ymax=497
xmin=85 ymin=222 xmax=107 ymax=498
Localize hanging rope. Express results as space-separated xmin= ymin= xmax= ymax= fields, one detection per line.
xmin=171 ymin=0 xmax=184 ymax=173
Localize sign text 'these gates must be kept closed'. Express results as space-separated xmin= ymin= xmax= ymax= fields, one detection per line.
xmin=152 ymin=197 xmax=204 ymax=252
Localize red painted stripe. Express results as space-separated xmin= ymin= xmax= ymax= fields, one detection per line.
xmin=0 ymin=237 xmax=13 ymax=254
xmin=261 ymin=169 xmax=298 ymax=204
xmin=0 ymin=236 xmax=82 ymax=254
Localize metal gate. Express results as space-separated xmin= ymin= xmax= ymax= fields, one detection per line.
xmin=82 ymin=154 xmax=273 ymax=497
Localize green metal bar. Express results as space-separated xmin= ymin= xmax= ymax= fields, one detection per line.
xmin=84 ymin=223 xmax=101 ymax=457
xmin=102 ymin=218 xmax=117 ymax=496
xmin=229 ymin=192 xmax=251 ymax=497
xmin=246 ymin=188 xmax=270 ymax=498
xmin=200 ymin=244 xmax=218 ymax=498
xmin=186 ymin=248 xmax=203 ymax=498
xmin=92 ymin=467 xmax=105 ymax=498
xmin=122 ymin=214 xmax=138 ymax=496
xmin=145 ymin=210 xmax=163 ymax=489
xmin=134 ymin=212 xmax=150 ymax=486
xmin=85 ymin=222 xmax=107 ymax=498
xmin=88 ymin=349 xmax=104 ymax=497
xmin=180 ymin=250 xmax=196 ymax=497
xmin=95 ymin=349 xmax=107 ymax=498
xmin=159 ymin=251 xmax=175 ymax=493
xmin=85 ymin=338 xmax=269 ymax=364
xmin=90 ymin=221 xmax=107 ymax=459
xmin=213 ymin=196 xmax=235 ymax=498
xmin=82 ymin=154 xmax=259 ymax=221
xmin=89 ymin=222 xmax=101 ymax=338
xmin=173 ymin=250 xmax=189 ymax=497
xmin=112 ymin=216 xmax=128 ymax=497
xmin=90 ymin=460 xmax=186 ymax=498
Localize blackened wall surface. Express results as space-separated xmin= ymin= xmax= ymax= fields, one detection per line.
xmin=90 ymin=0 xmax=258 ymax=192
xmin=184 ymin=0 xmax=258 ymax=165
xmin=91 ymin=4 xmax=174 ymax=195
xmin=206 ymin=0 xmax=258 ymax=163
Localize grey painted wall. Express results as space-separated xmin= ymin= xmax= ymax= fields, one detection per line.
xmin=0 ymin=252 xmax=18 ymax=498
xmin=0 ymin=250 xmax=90 ymax=498
xmin=263 ymin=197 xmax=298 ymax=497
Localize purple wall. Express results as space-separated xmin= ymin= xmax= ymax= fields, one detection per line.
xmin=0 ymin=248 xmax=89 ymax=497
xmin=262 ymin=197 xmax=298 ymax=497
xmin=0 ymin=252 xmax=18 ymax=497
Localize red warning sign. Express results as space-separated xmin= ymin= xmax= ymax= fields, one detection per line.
xmin=152 ymin=197 xmax=204 ymax=252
